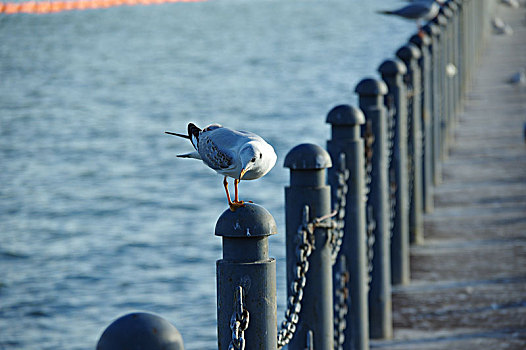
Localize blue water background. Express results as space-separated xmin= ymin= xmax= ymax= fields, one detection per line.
xmin=0 ymin=0 xmax=415 ymax=348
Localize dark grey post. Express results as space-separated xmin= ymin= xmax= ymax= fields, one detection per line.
xmin=326 ymin=105 xmax=372 ymax=347
xmin=410 ymin=32 xmax=434 ymax=214
xmin=216 ymin=204 xmax=277 ymax=350
xmin=433 ymin=14 xmax=448 ymax=162
xmin=443 ymin=6 xmax=455 ymax=147
xmin=423 ymin=22 xmax=443 ymax=187
xmin=284 ymin=144 xmax=334 ymax=350
xmin=355 ymin=78 xmax=392 ymax=342
xmin=396 ymin=44 xmax=424 ymax=245
xmin=378 ymin=60 xmax=410 ymax=286
xmin=439 ymin=6 xmax=454 ymax=157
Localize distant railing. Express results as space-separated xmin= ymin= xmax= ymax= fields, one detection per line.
xmin=96 ymin=1 xmax=493 ymax=349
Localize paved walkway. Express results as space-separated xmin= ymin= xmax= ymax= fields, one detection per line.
xmin=372 ymin=3 xmax=526 ymax=349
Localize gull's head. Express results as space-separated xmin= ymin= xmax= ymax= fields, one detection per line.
xmin=239 ymin=141 xmax=277 ymax=180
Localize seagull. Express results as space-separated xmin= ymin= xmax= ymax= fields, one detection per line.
xmin=508 ymin=68 xmax=525 ymax=85
xmin=166 ymin=123 xmax=277 ymax=211
xmin=377 ymin=0 xmax=442 ymax=35
xmin=500 ymin=0 xmax=520 ymax=8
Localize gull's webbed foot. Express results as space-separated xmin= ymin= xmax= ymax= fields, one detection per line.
xmin=229 ymin=200 xmax=246 ymax=212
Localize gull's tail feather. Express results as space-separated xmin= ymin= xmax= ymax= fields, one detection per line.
xmin=166 ymin=123 xmax=202 ymax=151
xmin=377 ymin=10 xmax=395 ymax=15
xmin=177 ymin=151 xmax=202 ymax=160
xmin=165 ymin=131 xmax=189 ymax=139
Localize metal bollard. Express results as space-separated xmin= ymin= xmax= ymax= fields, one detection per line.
xmin=441 ymin=5 xmax=455 ymax=151
xmin=97 ymin=312 xmax=185 ymax=350
xmin=396 ymin=44 xmax=424 ymax=245
xmin=423 ymin=22 xmax=443 ymax=187
xmin=378 ymin=60 xmax=411 ymax=287
xmin=284 ymin=144 xmax=334 ymax=350
xmin=326 ymin=105 xmax=372 ymax=346
xmin=215 ymin=203 xmax=277 ymax=350
xmin=410 ymin=32 xmax=434 ymax=214
xmin=354 ymin=78 xmax=394 ymax=344
xmin=432 ymin=14 xmax=448 ymax=161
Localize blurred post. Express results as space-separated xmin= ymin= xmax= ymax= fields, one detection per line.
xmin=355 ymin=78 xmax=391 ymax=342
xmin=396 ymin=44 xmax=424 ymax=245
xmin=326 ymin=105 xmax=372 ymax=346
xmin=378 ymin=59 xmax=410 ymax=287
xmin=410 ymin=32 xmax=434 ymax=214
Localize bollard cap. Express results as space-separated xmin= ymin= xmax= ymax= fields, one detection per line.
xmin=326 ymin=104 xmax=365 ymax=126
xmin=423 ymin=23 xmax=440 ymax=37
xmin=97 ymin=312 xmax=184 ymax=350
xmin=446 ymin=1 xmax=458 ymax=12
xmin=439 ymin=7 xmax=452 ymax=19
xmin=379 ymin=58 xmax=407 ymax=76
xmin=215 ymin=202 xmax=277 ymax=238
xmin=433 ymin=14 xmax=447 ymax=27
xmin=409 ymin=32 xmax=431 ymax=47
xmin=396 ymin=43 xmax=421 ymax=63
xmin=355 ymin=78 xmax=388 ymax=96
xmin=284 ymin=143 xmax=332 ymax=170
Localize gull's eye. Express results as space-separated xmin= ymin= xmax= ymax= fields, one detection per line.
xmin=259 ymin=153 xmax=263 ymax=159
xmin=251 ymin=157 xmax=256 ymax=163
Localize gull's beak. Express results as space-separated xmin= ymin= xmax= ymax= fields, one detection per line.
xmin=240 ymin=168 xmax=247 ymax=180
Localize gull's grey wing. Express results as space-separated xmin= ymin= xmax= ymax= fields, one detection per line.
xmin=390 ymin=3 xmax=431 ymax=19
xmin=198 ymin=129 xmax=238 ymax=171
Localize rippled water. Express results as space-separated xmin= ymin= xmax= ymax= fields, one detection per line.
xmin=0 ymin=0 xmax=414 ymax=348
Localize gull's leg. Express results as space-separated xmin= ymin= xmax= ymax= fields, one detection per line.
xmin=234 ymin=178 xmax=241 ymax=203
xmin=417 ymin=20 xmax=424 ymax=38
xmin=223 ymin=176 xmax=233 ymax=206
xmin=224 ymin=177 xmax=245 ymax=211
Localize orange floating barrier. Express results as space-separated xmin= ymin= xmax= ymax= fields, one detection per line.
xmin=4 ymin=2 xmax=21 ymax=13
xmin=50 ymin=1 xmax=64 ymax=12
xmin=63 ymin=1 xmax=76 ymax=11
xmin=36 ymin=1 xmax=51 ymax=13
xmin=0 ymin=0 xmax=207 ymax=15
xmin=19 ymin=1 xmax=37 ymax=12
xmin=75 ymin=1 xmax=89 ymax=10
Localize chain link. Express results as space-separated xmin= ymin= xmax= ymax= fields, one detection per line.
xmin=277 ymin=205 xmax=337 ymax=348
xmin=229 ymin=286 xmax=250 ymax=350
xmin=406 ymin=84 xmax=415 ymax=209
xmin=385 ymin=95 xmax=398 ymax=237
xmin=330 ymin=153 xmax=349 ymax=264
xmin=333 ymin=255 xmax=350 ymax=350
xmin=363 ymin=120 xmax=376 ymax=288
xmin=277 ymin=206 xmax=314 ymax=349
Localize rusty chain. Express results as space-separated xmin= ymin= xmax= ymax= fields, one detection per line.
xmin=229 ymin=286 xmax=249 ymax=350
